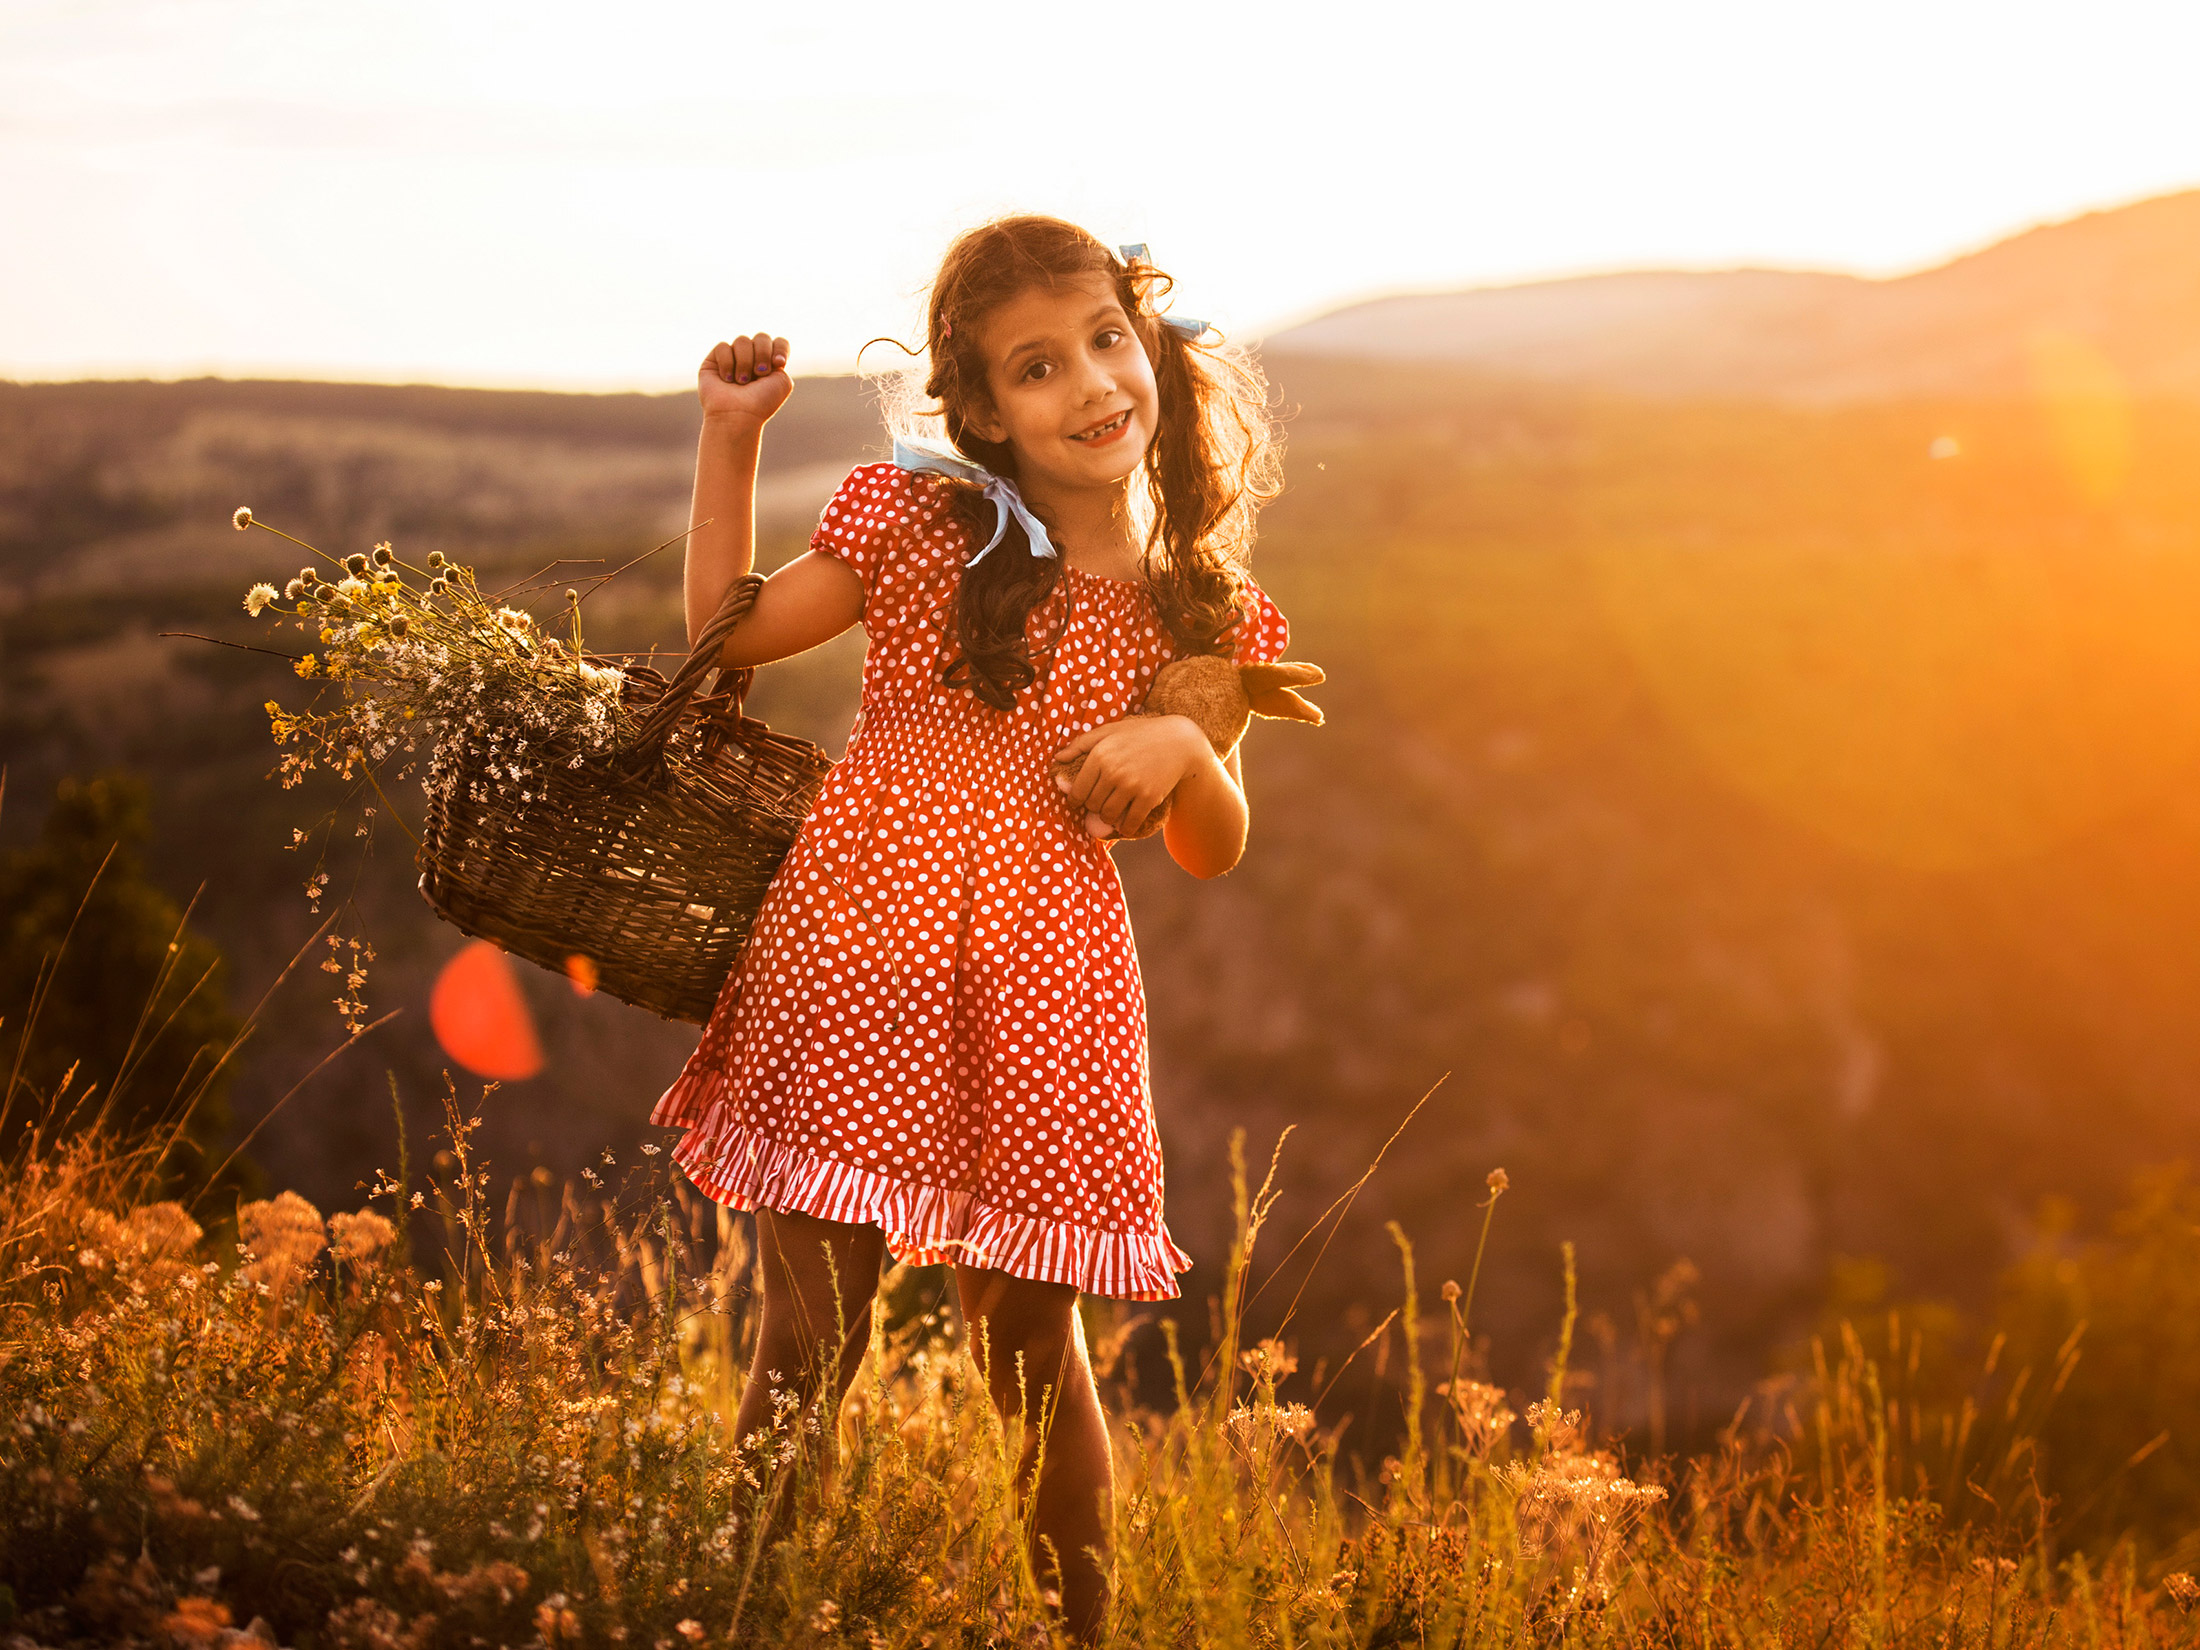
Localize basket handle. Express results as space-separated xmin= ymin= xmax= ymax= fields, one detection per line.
xmin=626 ymin=572 xmax=765 ymax=760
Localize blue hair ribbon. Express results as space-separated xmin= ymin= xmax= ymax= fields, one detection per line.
xmin=1118 ymin=244 xmax=1208 ymax=343
xmin=891 ymin=436 xmax=1057 ymax=569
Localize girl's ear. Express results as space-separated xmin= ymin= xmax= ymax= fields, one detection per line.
xmin=967 ymin=396 xmax=1007 ymax=446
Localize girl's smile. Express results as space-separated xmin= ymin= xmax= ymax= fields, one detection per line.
xmin=1069 ymin=408 xmax=1133 ymax=446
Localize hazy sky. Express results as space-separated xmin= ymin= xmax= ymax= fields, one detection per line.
xmin=6 ymin=0 xmax=2198 ymax=390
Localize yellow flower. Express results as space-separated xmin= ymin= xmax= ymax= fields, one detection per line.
xmin=295 ymin=654 xmax=317 ymax=677
xmin=319 ymin=627 xmax=334 ymax=643
xmin=263 ymin=700 xmax=280 ymax=716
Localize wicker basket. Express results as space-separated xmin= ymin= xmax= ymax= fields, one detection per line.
xmin=416 ymin=574 xmax=835 ymax=1023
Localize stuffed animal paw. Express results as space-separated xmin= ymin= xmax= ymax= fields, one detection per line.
xmin=1053 ymin=656 xmax=1325 ymax=841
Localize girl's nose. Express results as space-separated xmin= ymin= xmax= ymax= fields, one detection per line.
xmin=1073 ymin=350 xmax=1117 ymax=402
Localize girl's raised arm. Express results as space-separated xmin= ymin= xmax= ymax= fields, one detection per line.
xmin=685 ymin=334 xmax=864 ymax=668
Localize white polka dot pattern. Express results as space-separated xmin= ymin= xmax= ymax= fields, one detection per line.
xmin=650 ymin=463 xmax=1291 ymax=1300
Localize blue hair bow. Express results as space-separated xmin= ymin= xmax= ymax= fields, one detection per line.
xmin=1118 ymin=244 xmax=1210 ymax=344
xmin=891 ymin=436 xmax=1056 ymax=569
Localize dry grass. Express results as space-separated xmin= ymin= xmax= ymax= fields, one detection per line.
xmin=5 ymin=1098 xmax=2200 ymax=1650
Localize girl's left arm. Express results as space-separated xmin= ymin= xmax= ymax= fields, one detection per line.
xmin=1163 ymin=739 xmax=1250 ymax=879
xmin=1051 ymin=716 xmax=1248 ymax=878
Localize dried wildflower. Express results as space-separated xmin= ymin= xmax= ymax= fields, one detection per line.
xmin=344 ymin=553 xmax=370 ymax=577
xmin=389 ymin=615 xmax=411 ymax=638
xmin=1525 ymin=1398 xmax=1586 ymax=1453
xmin=243 ymin=582 xmax=279 ymax=617
xmin=427 ymin=550 xmax=446 ymax=569
xmin=1487 ymin=1167 xmax=1510 ymax=1195
xmin=429 ymin=577 xmax=448 ymax=596
xmin=1439 ymin=1378 xmax=1516 ymax=1456
xmin=312 ymin=582 xmax=336 ymax=601
xmin=123 ymin=1201 xmax=204 ymax=1262
xmin=337 ymin=576 xmax=369 ymax=601
xmin=284 ymin=578 xmax=306 ymax=601
xmin=1227 ymin=1401 xmax=1316 ymax=1447
xmin=232 ymin=506 xmax=253 ymax=530
xmin=1441 ymin=1279 xmax=1461 ymax=1303
xmin=372 ymin=543 xmax=394 ymax=567
xmin=239 ymin=1191 xmax=327 ymax=1295
xmin=2167 ymin=1572 xmax=2199 ymax=1610
xmin=1497 ymin=1445 xmax=1665 ymax=1603
xmin=329 ymin=1209 xmax=398 ymax=1264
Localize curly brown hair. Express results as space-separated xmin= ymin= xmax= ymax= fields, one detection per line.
xmin=888 ymin=215 xmax=1282 ymax=712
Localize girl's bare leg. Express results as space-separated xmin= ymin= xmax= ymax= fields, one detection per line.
xmin=954 ymin=1265 xmax=1113 ymax=1643
xmin=735 ymin=1208 xmax=885 ymax=1474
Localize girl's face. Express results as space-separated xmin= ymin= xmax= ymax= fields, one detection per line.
xmin=968 ymin=274 xmax=1159 ymax=495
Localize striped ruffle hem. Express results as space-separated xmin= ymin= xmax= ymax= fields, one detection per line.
xmin=651 ymin=1083 xmax=1194 ymax=1303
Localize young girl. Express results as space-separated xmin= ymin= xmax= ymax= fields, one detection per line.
xmin=650 ymin=215 xmax=1289 ymax=1638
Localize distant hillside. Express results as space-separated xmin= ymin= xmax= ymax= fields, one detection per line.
xmin=1270 ymin=189 xmax=2200 ymax=402
xmin=0 ymin=375 xmax=882 ymax=602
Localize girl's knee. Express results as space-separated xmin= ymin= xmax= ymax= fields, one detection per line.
xmin=956 ymin=1268 xmax=1082 ymax=1393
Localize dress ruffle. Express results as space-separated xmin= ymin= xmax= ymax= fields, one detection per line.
xmin=653 ymin=1069 xmax=1194 ymax=1302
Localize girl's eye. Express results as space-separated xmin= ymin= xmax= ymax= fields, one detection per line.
xmin=1095 ymin=328 xmax=1123 ymax=350
xmin=1021 ymin=360 xmax=1052 ymax=383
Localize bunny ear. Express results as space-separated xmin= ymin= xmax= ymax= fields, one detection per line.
xmin=1250 ymin=687 xmax=1323 ymax=726
xmin=1239 ymin=661 xmax=1326 ymax=725
xmin=1241 ymin=661 xmax=1324 ymax=690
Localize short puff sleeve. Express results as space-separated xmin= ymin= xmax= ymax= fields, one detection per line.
xmin=1227 ymin=574 xmax=1292 ymax=667
xmin=808 ymin=463 xmax=958 ymax=648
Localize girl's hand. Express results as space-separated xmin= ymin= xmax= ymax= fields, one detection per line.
xmin=698 ymin=332 xmax=793 ymax=429
xmin=1050 ymin=715 xmax=1211 ymax=838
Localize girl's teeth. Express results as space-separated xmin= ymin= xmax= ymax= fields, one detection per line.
xmin=1076 ymin=413 xmax=1126 ymax=441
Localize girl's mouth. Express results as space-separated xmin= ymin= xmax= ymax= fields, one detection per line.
xmin=1069 ymin=409 xmax=1132 ymax=446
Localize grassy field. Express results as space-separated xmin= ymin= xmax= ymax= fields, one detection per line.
xmin=6 ymin=1073 xmax=2200 ymax=1648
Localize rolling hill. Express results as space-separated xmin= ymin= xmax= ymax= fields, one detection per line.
xmin=1270 ymin=189 xmax=2200 ymax=402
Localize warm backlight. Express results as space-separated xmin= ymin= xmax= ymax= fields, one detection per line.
xmin=2026 ymin=329 xmax=2133 ymax=506
xmin=429 ymin=940 xmax=545 ymax=1081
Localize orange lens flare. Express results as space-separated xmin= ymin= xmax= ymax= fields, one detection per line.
xmin=563 ymin=953 xmax=600 ymax=996
xmin=429 ymin=940 xmax=545 ymax=1081
xmin=2026 ymin=328 xmax=2132 ymax=506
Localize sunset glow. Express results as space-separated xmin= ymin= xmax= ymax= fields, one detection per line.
xmin=5 ymin=0 xmax=2199 ymax=388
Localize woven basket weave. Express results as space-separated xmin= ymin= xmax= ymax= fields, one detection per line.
xmin=416 ymin=574 xmax=835 ymax=1023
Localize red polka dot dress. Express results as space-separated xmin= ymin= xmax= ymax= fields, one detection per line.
xmin=650 ymin=462 xmax=1291 ymax=1300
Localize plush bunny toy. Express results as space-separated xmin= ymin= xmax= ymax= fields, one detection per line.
xmin=1052 ymin=656 xmax=1326 ymax=841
